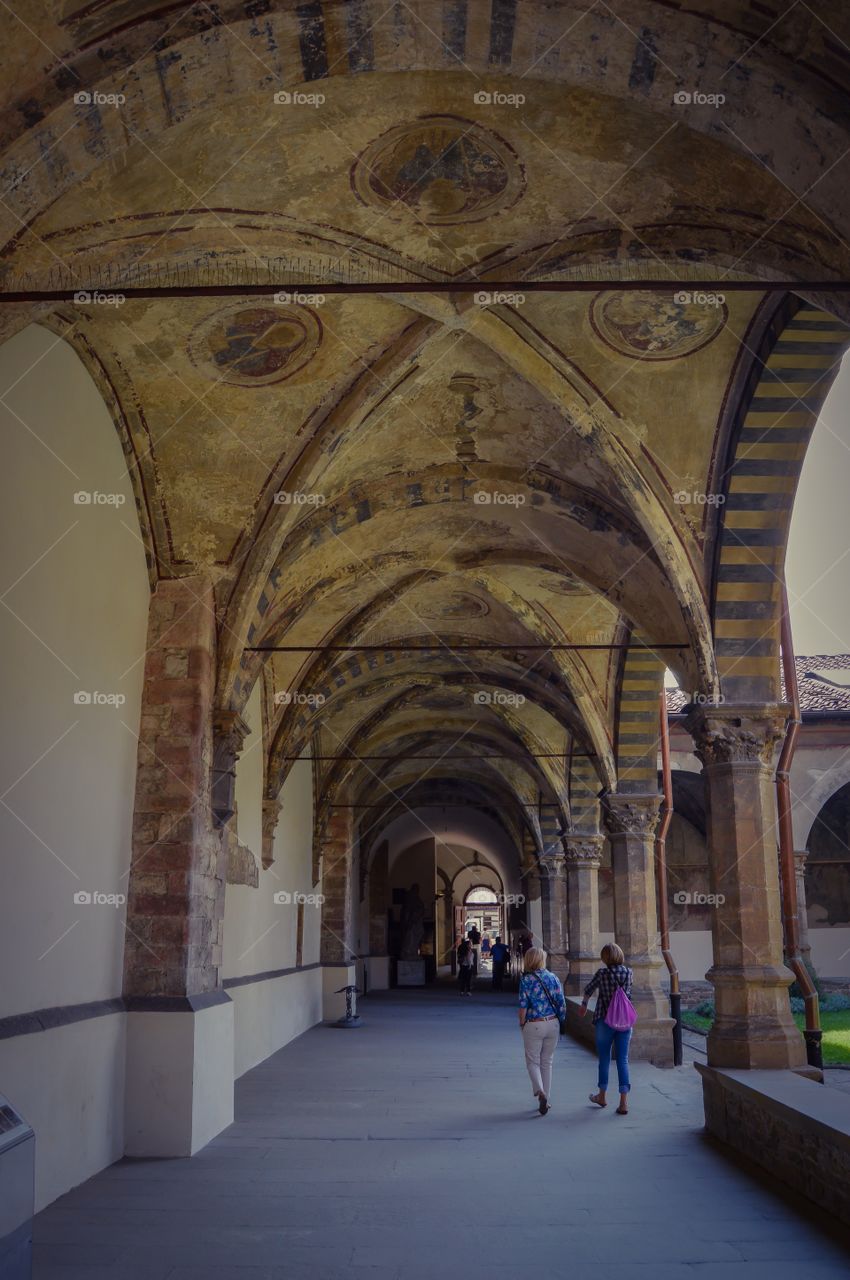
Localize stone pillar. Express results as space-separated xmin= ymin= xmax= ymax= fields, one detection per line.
xmin=685 ymin=705 xmax=805 ymax=1070
xmin=564 ymin=834 xmax=604 ymax=995
xmin=261 ymin=794 xmax=282 ymax=870
xmin=604 ymin=794 xmax=674 ymax=1064
xmin=368 ymin=839 xmax=390 ymax=989
xmin=794 ymin=849 xmax=813 ymax=967
xmin=539 ymin=854 xmax=569 ymax=981
xmin=318 ymin=812 xmax=355 ymax=1019
xmin=123 ymin=577 xmax=234 ymax=1156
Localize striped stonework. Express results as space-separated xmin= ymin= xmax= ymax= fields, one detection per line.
xmin=715 ymin=304 xmax=850 ymax=702
xmin=615 ymin=646 xmax=664 ymax=794
xmin=568 ymin=753 xmax=602 ymax=833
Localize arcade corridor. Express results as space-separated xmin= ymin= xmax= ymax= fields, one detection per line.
xmin=32 ymin=990 xmax=850 ymax=1279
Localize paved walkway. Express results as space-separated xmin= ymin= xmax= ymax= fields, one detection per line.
xmin=34 ymin=985 xmax=850 ymax=1279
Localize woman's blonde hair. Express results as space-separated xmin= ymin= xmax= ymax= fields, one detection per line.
xmin=601 ymin=942 xmax=625 ymax=967
xmin=523 ymin=947 xmax=547 ymax=973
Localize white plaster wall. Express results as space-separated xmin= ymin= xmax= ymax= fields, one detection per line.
xmin=0 ymin=323 xmax=149 ymax=1209
xmin=809 ymin=928 xmax=850 ymax=978
xmin=224 ymin=752 xmax=321 ymax=1075
xmin=0 ymin=1014 xmax=126 ymax=1212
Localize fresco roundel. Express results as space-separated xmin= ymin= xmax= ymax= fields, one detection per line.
xmin=351 ymin=115 xmax=524 ymax=225
xmin=189 ymin=304 xmax=322 ymax=386
xmin=590 ymin=290 xmax=728 ymax=361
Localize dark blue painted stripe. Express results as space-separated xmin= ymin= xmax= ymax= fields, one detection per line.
xmin=297 ymin=0 xmax=329 ymax=80
xmin=346 ymin=0 xmax=375 ymax=72
xmin=715 ymin=601 xmax=774 ymax=620
xmin=717 ymin=564 xmax=779 ymax=582
xmin=489 ymin=0 xmax=516 ymax=64
xmin=724 ymin=492 xmax=792 ymax=510
xmin=442 ymin=0 xmax=467 ymax=63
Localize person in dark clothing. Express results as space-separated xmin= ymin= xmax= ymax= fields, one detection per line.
xmin=490 ymin=935 xmax=510 ymax=990
xmin=457 ymin=938 xmax=474 ymax=995
xmin=468 ymin=925 xmax=481 ymax=973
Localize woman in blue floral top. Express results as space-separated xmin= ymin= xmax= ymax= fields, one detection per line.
xmin=518 ymin=947 xmax=566 ymax=1115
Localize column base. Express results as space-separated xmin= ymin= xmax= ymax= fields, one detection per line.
xmin=323 ymin=963 xmax=356 ymax=1021
xmin=124 ymin=993 xmax=234 ymax=1157
xmin=629 ymin=960 xmax=675 ymax=1065
xmin=364 ymin=956 xmax=390 ymax=991
xmin=706 ymin=964 xmax=807 ymax=1070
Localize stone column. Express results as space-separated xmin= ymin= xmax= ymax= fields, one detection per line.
xmin=261 ymin=794 xmax=282 ymax=870
xmin=368 ymin=839 xmax=390 ymax=989
xmin=123 ymin=576 xmax=234 ymax=1156
xmin=318 ymin=812 xmax=355 ymax=1019
xmin=539 ymin=854 xmax=569 ymax=981
xmin=604 ymin=794 xmax=674 ymax=1064
xmin=794 ymin=849 xmax=813 ymax=967
xmin=685 ymin=705 xmax=805 ymax=1070
xmin=564 ymin=834 xmax=604 ymax=995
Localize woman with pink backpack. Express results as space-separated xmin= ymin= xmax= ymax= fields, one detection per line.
xmin=579 ymin=942 xmax=636 ymax=1115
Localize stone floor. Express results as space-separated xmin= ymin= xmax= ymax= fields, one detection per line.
xmin=33 ymin=984 xmax=850 ymax=1279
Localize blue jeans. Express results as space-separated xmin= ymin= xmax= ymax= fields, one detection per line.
xmin=595 ymin=1021 xmax=632 ymax=1093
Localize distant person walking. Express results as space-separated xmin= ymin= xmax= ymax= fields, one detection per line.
xmin=468 ymin=924 xmax=482 ymax=974
xmin=579 ymin=942 xmax=635 ymax=1115
xmin=490 ymin=936 xmax=510 ymax=990
xmin=457 ymin=938 xmax=474 ymax=996
xmin=518 ymin=947 xmax=565 ymax=1115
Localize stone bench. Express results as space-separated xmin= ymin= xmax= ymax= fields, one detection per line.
xmin=697 ymin=1062 xmax=850 ymax=1226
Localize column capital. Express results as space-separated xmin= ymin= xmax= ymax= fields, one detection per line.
xmin=794 ymin=848 xmax=809 ymax=871
xmin=563 ymin=834 xmax=604 ymax=867
xmin=212 ymin=708 xmax=251 ymax=756
xmin=210 ymin=709 xmax=251 ymax=828
xmin=261 ymin=794 xmax=282 ymax=870
xmin=538 ymin=852 xmax=567 ymax=879
xmin=603 ymin=793 xmax=661 ymax=837
xmin=684 ymin=703 xmax=788 ymax=768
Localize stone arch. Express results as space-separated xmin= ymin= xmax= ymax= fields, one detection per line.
xmin=709 ymin=302 xmax=850 ymax=702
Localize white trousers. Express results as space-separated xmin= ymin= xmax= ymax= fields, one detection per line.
xmin=522 ymin=1019 xmax=559 ymax=1098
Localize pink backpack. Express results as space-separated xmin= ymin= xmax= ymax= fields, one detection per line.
xmin=605 ymin=983 xmax=637 ymax=1031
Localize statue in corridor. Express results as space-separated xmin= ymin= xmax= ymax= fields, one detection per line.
xmin=399 ymin=883 xmax=426 ymax=959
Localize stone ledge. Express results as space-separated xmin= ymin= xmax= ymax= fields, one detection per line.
xmin=697 ymin=1062 xmax=850 ymax=1226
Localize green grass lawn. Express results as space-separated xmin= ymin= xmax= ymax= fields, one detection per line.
xmin=682 ymin=1008 xmax=850 ymax=1064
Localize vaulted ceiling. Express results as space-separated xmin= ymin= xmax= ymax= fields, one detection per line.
xmin=3 ymin=0 xmax=849 ymax=847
